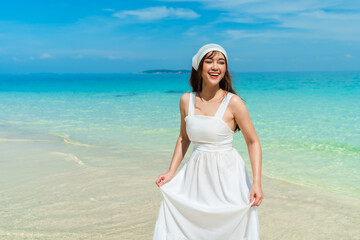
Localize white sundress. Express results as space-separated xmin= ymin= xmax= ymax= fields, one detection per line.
xmin=153 ymin=91 xmax=260 ymax=240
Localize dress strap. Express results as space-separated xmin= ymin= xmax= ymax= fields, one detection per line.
xmin=215 ymin=92 xmax=234 ymax=119
xmin=188 ymin=91 xmax=195 ymax=116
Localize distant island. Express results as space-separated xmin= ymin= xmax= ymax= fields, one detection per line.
xmin=138 ymin=69 xmax=191 ymax=74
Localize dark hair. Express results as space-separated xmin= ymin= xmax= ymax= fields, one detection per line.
xmin=189 ymin=50 xmax=245 ymax=132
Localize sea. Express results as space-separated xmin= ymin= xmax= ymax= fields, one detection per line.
xmin=0 ymin=71 xmax=359 ymax=200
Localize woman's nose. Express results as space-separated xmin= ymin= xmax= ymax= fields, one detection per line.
xmin=211 ymin=62 xmax=219 ymax=70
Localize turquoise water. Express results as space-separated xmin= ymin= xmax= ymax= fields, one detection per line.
xmin=0 ymin=72 xmax=359 ymax=197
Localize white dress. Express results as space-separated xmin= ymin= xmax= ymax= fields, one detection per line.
xmin=153 ymin=91 xmax=260 ymax=240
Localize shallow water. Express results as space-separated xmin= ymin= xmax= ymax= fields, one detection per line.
xmin=0 ymin=72 xmax=359 ymax=198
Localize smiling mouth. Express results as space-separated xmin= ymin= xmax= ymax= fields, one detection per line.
xmin=209 ymin=73 xmax=220 ymax=78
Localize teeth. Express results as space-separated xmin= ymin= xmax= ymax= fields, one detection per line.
xmin=210 ymin=73 xmax=219 ymax=76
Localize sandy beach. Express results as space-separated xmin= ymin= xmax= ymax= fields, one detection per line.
xmin=0 ymin=136 xmax=359 ymax=240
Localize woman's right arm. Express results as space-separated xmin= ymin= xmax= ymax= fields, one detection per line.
xmin=155 ymin=93 xmax=191 ymax=187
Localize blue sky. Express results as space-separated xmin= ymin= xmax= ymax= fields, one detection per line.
xmin=0 ymin=0 xmax=359 ymax=73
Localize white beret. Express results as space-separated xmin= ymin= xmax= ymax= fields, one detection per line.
xmin=192 ymin=43 xmax=228 ymax=71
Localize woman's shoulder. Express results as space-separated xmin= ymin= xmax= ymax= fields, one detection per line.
xmin=179 ymin=92 xmax=192 ymax=108
xmin=227 ymin=92 xmax=240 ymax=101
xmin=228 ymin=92 xmax=248 ymax=114
xmin=180 ymin=91 xmax=192 ymax=101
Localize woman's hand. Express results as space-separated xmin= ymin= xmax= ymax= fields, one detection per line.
xmin=249 ymin=182 xmax=264 ymax=207
xmin=155 ymin=171 xmax=175 ymax=187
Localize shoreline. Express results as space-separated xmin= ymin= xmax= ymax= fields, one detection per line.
xmin=0 ymin=138 xmax=359 ymax=240
xmin=256 ymin=175 xmax=360 ymax=239
xmin=259 ymin=172 xmax=360 ymax=200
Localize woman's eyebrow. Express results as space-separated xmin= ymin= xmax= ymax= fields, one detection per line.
xmin=205 ymin=57 xmax=225 ymax=60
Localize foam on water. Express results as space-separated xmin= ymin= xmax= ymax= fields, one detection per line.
xmin=0 ymin=137 xmax=54 ymax=143
xmin=50 ymin=152 xmax=86 ymax=166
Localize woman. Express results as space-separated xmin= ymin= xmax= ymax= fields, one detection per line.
xmin=153 ymin=43 xmax=263 ymax=240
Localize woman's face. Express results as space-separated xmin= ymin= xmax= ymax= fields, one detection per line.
xmin=201 ymin=51 xmax=226 ymax=86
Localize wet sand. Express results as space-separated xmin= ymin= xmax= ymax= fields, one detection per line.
xmin=0 ymin=137 xmax=359 ymax=240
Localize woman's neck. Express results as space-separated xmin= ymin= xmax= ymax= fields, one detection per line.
xmin=200 ymin=86 xmax=223 ymax=101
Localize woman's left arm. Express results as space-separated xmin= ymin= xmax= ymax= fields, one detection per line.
xmin=231 ymin=95 xmax=264 ymax=207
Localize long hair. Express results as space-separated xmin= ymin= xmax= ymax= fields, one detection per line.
xmin=189 ymin=50 xmax=245 ymax=132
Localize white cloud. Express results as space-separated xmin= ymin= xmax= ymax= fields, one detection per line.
xmin=345 ymin=54 xmax=352 ymax=58
xmin=106 ymin=55 xmax=122 ymax=60
xmin=236 ymin=0 xmax=336 ymax=14
xmin=278 ymin=10 xmax=360 ymax=40
xmin=224 ymin=30 xmax=302 ymax=39
xmin=216 ymin=17 xmax=259 ymax=24
xmin=39 ymin=53 xmax=55 ymax=59
xmin=164 ymin=0 xmax=360 ymax=40
xmin=159 ymin=0 xmax=331 ymax=12
xmin=103 ymin=9 xmax=115 ymax=12
xmin=159 ymin=0 xmax=259 ymax=9
xmin=72 ymin=54 xmax=83 ymax=59
xmin=12 ymin=57 xmax=20 ymax=62
xmin=29 ymin=56 xmax=35 ymax=60
xmin=112 ymin=6 xmax=200 ymax=21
